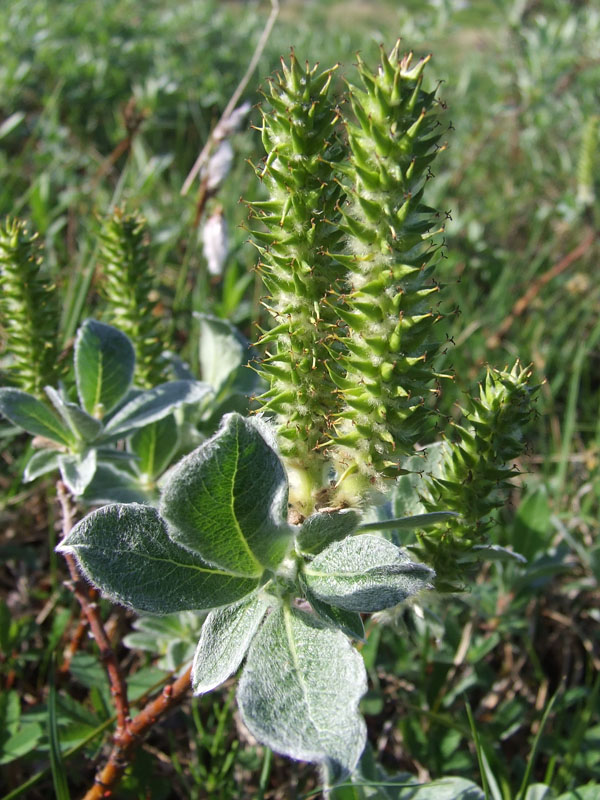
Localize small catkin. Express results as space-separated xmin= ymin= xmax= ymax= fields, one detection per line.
xmin=249 ymin=53 xmax=347 ymax=511
xmin=98 ymin=210 xmax=163 ymax=389
xmin=0 ymin=219 xmax=60 ymax=397
xmin=414 ymin=361 xmax=538 ymax=591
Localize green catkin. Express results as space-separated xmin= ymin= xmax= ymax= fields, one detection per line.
xmin=0 ymin=219 xmax=60 ymax=397
xmin=327 ymin=43 xmax=448 ymax=497
xmin=415 ymin=361 xmax=538 ymax=591
xmin=249 ymin=53 xmax=346 ymax=514
xmin=99 ymin=211 xmax=163 ymax=389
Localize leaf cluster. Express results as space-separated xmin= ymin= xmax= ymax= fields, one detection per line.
xmin=59 ymin=413 xmax=438 ymax=780
xmin=0 ymin=319 xmax=208 ymax=496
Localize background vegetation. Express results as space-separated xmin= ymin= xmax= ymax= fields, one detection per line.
xmin=0 ymin=0 xmax=598 ymax=797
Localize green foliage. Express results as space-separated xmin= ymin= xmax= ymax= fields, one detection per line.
xmin=0 ymin=691 xmax=43 ymax=766
xmin=98 ymin=210 xmax=164 ymax=388
xmin=58 ymin=503 xmax=261 ymax=613
xmin=577 ymin=114 xmax=599 ymax=209
xmin=191 ymin=593 xmax=271 ymax=694
xmin=0 ymin=219 xmax=60 ymax=396
xmin=1 ymin=3 xmax=597 ymax=797
xmin=123 ymin=611 xmax=205 ymax=672
xmin=238 ymin=604 xmax=367 ymax=785
xmin=59 ymin=412 xmax=438 ymax=778
xmin=0 ymin=318 xmax=209 ymax=494
xmin=159 ymin=413 xmax=291 ymax=575
xmin=302 ymin=535 xmax=433 ymax=612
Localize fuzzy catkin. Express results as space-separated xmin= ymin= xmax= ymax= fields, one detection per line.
xmin=0 ymin=219 xmax=60 ymax=397
xmin=415 ymin=361 xmax=538 ymax=590
xmin=249 ymin=54 xmax=346 ymax=487
xmin=99 ymin=211 xmax=163 ymax=389
xmin=327 ymin=44 xmax=448 ymax=486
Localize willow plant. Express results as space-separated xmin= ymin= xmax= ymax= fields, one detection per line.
xmin=328 ymin=46 xmax=447 ymax=497
xmin=415 ymin=362 xmax=538 ymax=590
xmin=1 ymin=42 xmax=539 ymax=797
xmin=252 ymin=45 xmax=450 ymax=513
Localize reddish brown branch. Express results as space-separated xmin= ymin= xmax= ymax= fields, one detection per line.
xmin=487 ymin=228 xmax=596 ymax=348
xmin=83 ymin=665 xmax=193 ymax=800
xmin=57 ymin=483 xmax=130 ymax=736
xmin=56 ymin=483 xmax=194 ymax=799
xmin=59 ymin=609 xmax=90 ymax=675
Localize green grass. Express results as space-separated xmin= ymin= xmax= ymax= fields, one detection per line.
xmin=0 ymin=0 xmax=598 ymax=797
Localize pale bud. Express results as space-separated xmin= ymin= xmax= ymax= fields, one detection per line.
xmin=202 ymin=207 xmax=229 ymax=276
xmin=203 ymin=141 xmax=234 ymax=193
xmin=213 ymin=101 xmax=251 ymax=140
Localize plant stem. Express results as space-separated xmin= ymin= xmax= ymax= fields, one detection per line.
xmin=56 ymin=482 xmax=130 ymax=736
xmin=180 ymin=0 xmax=280 ymax=196
xmin=82 ymin=665 xmax=193 ymax=800
xmin=56 ymin=482 xmax=195 ymax=798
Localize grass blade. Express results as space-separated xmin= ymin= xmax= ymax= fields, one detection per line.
xmin=516 ymin=691 xmax=559 ymax=800
xmin=48 ymin=659 xmax=71 ymax=800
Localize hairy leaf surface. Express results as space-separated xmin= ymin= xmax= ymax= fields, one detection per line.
xmin=300 ymin=577 xmax=365 ymax=641
xmin=75 ymin=320 xmax=135 ymax=417
xmin=196 ymin=313 xmax=248 ymax=397
xmin=296 ymin=509 xmax=361 ymax=556
xmin=59 ymin=450 xmax=97 ymax=495
xmin=192 ymin=592 xmax=271 ymax=694
xmin=160 ymin=413 xmax=291 ymax=576
xmin=129 ymin=414 xmax=179 ymax=481
xmin=23 ymin=449 xmax=61 ymax=482
xmin=45 ymin=386 xmax=104 ymax=443
xmin=303 ymin=534 xmax=434 ymax=612
xmin=103 ymin=380 xmax=210 ymax=437
xmin=58 ymin=504 xmax=259 ymax=614
xmin=0 ymin=388 xmax=73 ymax=446
xmin=237 ymin=605 xmax=367 ymax=780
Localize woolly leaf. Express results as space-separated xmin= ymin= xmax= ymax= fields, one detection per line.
xmin=303 ymin=534 xmax=434 ymax=612
xmin=192 ymin=592 xmax=271 ymax=695
xmin=45 ymin=387 xmax=103 ymax=443
xmin=23 ymin=449 xmax=61 ymax=482
xmin=160 ymin=413 xmax=291 ymax=576
xmin=59 ymin=450 xmax=97 ymax=495
xmin=0 ymin=388 xmax=73 ymax=446
xmin=75 ymin=320 xmax=135 ymax=417
xmin=129 ymin=414 xmax=179 ymax=481
xmin=103 ymin=381 xmax=210 ymax=437
xmin=300 ymin=578 xmax=365 ymax=641
xmin=237 ymin=605 xmax=367 ymax=781
xmin=81 ymin=464 xmax=150 ymax=505
xmin=196 ymin=313 xmax=248 ymax=397
xmin=57 ymin=504 xmax=259 ymax=614
xmin=296 ymin=509 xmax=361 ymax=556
